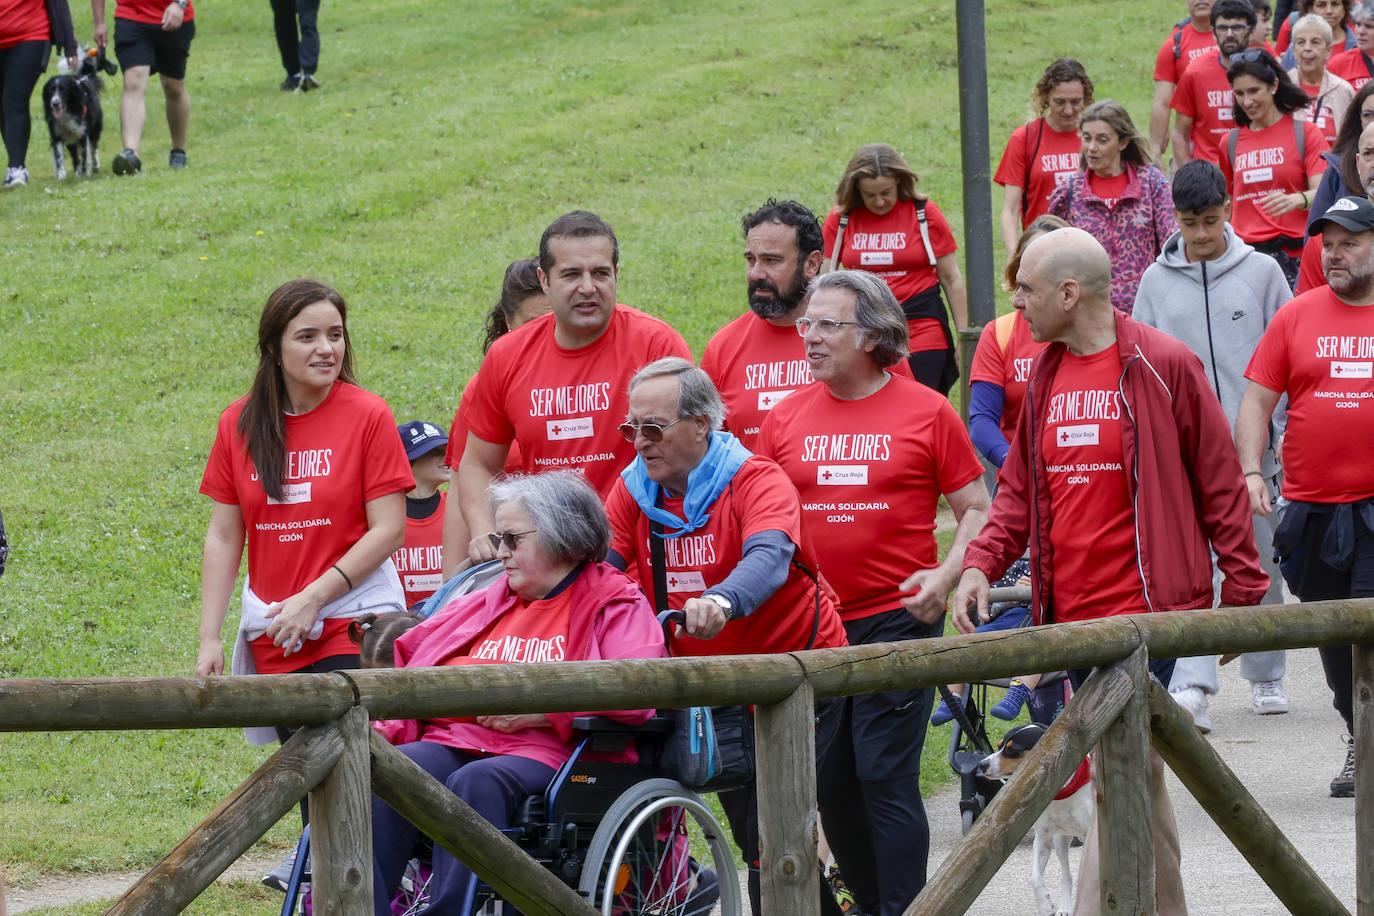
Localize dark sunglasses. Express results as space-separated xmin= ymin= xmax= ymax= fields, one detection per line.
xmin=1229 ymin=49 xmax=1273 ymax=70
xmin=487 ymin=529 xmax=535 ymax=552
xmin=618 ymin=418 xmax=684 ymax=443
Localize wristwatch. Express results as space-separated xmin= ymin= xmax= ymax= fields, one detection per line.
xmin=174 ymin=0 xmax=188 ymax=8
xmin=703 ymin=593 xmax=735 ymax=621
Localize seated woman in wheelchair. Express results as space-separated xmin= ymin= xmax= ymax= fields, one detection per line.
xmin=369 ymin=470 xmax=666 ymax=914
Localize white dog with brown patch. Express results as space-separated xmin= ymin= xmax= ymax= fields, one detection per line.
xmin=978 ymin=723 xmax=1095 ymax=916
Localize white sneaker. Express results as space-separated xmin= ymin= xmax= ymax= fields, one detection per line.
xmin=1171 ymin=686 xmax=1212 ymax=734
xmin=3 ymin=166 xmax=28 ymax=188
xmin=1251 ymin=679 xmax=1289 ymax=715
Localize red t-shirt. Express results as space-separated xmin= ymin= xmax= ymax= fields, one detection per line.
xmin=605 ymin=456 xmax=847 ymax=655
xmin=994 ymin=119 xmax=1083 ymax=228
xmin=969 ymin=312 xmax=1048 ymax=442
xmin=200 ymin=382 xmax=414 ymax=603
xmin=1296 ymin=233 xmax=1326 ymax=294
xmin=1154 ymin=24 xmax=1219 ymax=84
xmin=462 ymin=306 xmax=691 ymax=497
xmin=699 ymin=313 xmax=914 ymax=451
xmin=0 ymin=0 xmax=48 ymax=47
xmin=116 ymin=0 xmax=194 ymax=24
xmin=1327 ymin=48 xmax=1374 ymax=92
xmin=822 ymin=199 xmax=957 ymax=304
xmin=1041 ymin=347 xmax=1147 ymax=621
xmin=1300 ymin=83 xmax=1342 ymax=146
xmin=445 ymin=373 xmax=522 ymax=475
xmin=1171 ymin=53 xmax=1236 ymax=165
xmin=756 ymin=375 xmax=984 ymax=620
xmin=1220 ymin=116 xmax=1330 ymax=243
xmin=1087 ymin=170 xmax=1131 ymax=208
xmin=1245 ymin=287 xmax=1374 ymax=502
xmin=394 ymin=492 xmax=446 ymax=608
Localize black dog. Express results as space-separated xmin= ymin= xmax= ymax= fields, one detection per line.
xmin=41 ymin=53 xmax=107 ymax=180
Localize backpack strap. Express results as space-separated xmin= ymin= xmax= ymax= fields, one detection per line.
xmin=1294 ymin=117 xmax=1306 ymax=182
xmin=1227 ymin=127 xmax=1239 ymax=173
xmin=915 ymin=199 xmax=937 ymax=266
xmin=1022 ymin=118 xmax=1046 ymax=218
xmin=1172 ymin=19 xmax=1187 ymax=61
xmin=824 ymin=213 xmax=849 ymax=274
xmin=994 ymin=312 xmax=1017 ymax=355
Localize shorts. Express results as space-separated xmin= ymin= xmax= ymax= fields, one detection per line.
xmin=114 ymin=17 xmax=195 ymax=80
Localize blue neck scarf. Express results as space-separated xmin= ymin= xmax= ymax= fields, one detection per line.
xmin=621 ymin=431 xmax=752 ymax=538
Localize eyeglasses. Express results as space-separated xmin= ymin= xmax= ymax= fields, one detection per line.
xmin=1214 ymin=23 xmax=1250 ymax=33
xmin=1229 ymin=48 xmax=1271 ymax=66
xmin=618 ymin=418 xmax=684 ymax=443
xmin=488 ymin=530 xmax=536 ymax=552
xmin=795 ymin=317 xmax=860 ymax=338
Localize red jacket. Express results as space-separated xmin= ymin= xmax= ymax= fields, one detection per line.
xmin=964 ymin=310 xmax=1269 ymax=624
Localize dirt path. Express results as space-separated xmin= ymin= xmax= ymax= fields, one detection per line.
xmin=7 ymin=851 xmax=281 ymax=914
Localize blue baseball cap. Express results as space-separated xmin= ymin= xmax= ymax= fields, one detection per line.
xmin=397 ymin=421 xmax=449 ymax=461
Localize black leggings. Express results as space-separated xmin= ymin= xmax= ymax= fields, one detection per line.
xmin=0 ymin=40 xmax=49 ymax=168
xmin=273 ymin=653 xmax=361 ymax=826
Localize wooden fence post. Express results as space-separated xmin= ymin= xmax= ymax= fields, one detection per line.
xmin=755 ymin=682 xmax=819 ymax=916
xmin=1147 ymin=678 xmax=1350 ymax=915
xmin=105 ymin=720 xmax=345 ymax=915
xmin=307 ymin=707 xmax=373 ymax=915
xmin=1095 ymin=645 xmax=1154 ymax=916
xmin=910 ymin=652 xmax=1136 ymax=916
xmin=1355 ymin=643 xmax=1374 ymax=916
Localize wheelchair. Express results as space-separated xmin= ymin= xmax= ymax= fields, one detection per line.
xmin=280 ymin=714 xmax=742 ymax=916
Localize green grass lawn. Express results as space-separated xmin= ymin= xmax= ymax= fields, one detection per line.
xmin=3 ymin=0 xmax=1178 ymax=903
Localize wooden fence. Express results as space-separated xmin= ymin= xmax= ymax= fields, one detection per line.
xmin=2 ymin=598 xmax=1373 ymax=915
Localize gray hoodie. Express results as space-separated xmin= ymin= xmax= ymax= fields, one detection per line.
xmin=1133 ymin=223 xmax=1289 ymax=476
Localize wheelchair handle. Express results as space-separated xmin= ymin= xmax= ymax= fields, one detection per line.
xmin=657 ymin=610 xmax=686 ymax=628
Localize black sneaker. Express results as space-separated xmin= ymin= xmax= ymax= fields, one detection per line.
xmin=112 ymin=149 xmax=141 ymax=176
xmin=168 ymin=149 xmax=187 ymax=169
xmin=1332 ymin=733 xmax=1356 ymax=798
xmin=300 ymin=73 xmax=321 ymax=91
xmin=281 ymin=73 xmax=302 ymax=91
xmin=262 ymin=848 xmax=306 ymax=892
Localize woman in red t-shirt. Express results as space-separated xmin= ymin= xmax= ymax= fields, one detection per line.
xmin=822 ymin=142 xmax=968 ymax=395
xmin=0 ymin=0 xmax=78 ymax=187
xmin=1224 ymin=48 xmax=1331 ymax=287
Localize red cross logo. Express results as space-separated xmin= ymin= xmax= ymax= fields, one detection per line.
xmin=1335 ymin=366 xmax=1346 ymax=375
xmin=669 ymin=576 xmax=678 ymax=587
xmin=822 ymin=470 xmax=833 ymax=480
xmin=1060 ymin=430 xmax=1069 ymax=444
xmin=552 ymin=425 xmax=562 ymax=434
xmin=762 ymin=396 xmax=773 ymax=406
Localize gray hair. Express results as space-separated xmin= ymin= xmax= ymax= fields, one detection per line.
xmin=488 ymin=471 xmax=610 ymax=564
xmin=805 ymin=271 xmax=909 ymax=368
xmin=628 ymin=357 xmax=726 ymax=430
xmin=1351 ymin=0 xmax=1374 ymax=23
xmin=1293 ymin=12 xmax=1334 ymax=44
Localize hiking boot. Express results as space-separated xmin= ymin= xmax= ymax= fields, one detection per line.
xmin=112 ymin=149 xmax=141 ymax=175
xmin=1250 ymin=679 xmax=1289 ymax=715
xmin=300 ymin=73 xmax=321 ymax=91
xmin=262 ymin=847 xmax=306 ymax=892
xmin=827 ymin=863 xmax=858 ymax=914
xmin=281 ymin=73 xmax=302 ymax=91
xmin=3 ymin=166 xmax=27 ymax=188
xmin=1332 ymin=734 xmax=1356 ymax=798
xmin=1171 ymin=686 xmax=1212 ymax=734
xmin=168 ymin=149 xmax=187 ymax=169
xmin=991 ymin=679 xmax=1032 ymax=721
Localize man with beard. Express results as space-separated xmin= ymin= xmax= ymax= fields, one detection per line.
xmin=701 ymin=199 xmax=910 ymax=450
xmin=1298 ymin=119 xmax=1374 ymax=290
xmin=1171 ymin=0 xmax=1258 ymax=167
xmin=1238 ymin=194 xmax=1374 ymax=796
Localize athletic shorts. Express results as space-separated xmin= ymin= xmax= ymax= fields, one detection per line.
xmin=113 ymin=17 xmax=195 ymax=80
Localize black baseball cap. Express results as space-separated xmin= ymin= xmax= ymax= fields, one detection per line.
xmin=1310 ymin=196 xmax=1374 ymax=235
xmin=397 ymin=421 xmax=449 ymax=461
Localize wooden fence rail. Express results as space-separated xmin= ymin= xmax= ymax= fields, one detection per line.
xmin=2 ymin=599 xmax=1372 ymax=915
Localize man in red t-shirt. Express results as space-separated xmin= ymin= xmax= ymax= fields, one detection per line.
xmin=700 ymin=200 xmax=825 ymax=451
xmin=1326 ymin=3 xmax=1374 ymax=90
xmin=1171 ymin=0 xmax=1257 ymax=167
xmin=1152 ymin=0 xmax=1222 ymax=162
xmin=1238 ymin=195 xmax=1374 ymax=796
xmin=1299 ymin=121 xmax=1374 ymax=291
xmin=955 ymin=228 xmax=1267 ymax=914
xmin=452 ymin=211 xmax=691 ymax=566
xmin=91 ymin=0 xmax=196 ymax=174
xmin=605 ymin=358 xmax=847 ymax=916
xmin=756 ymin=270 xmax=989 ymax=916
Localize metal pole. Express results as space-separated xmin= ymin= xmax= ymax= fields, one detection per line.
xmin=955 ymin=0 xmax=997 ymax=331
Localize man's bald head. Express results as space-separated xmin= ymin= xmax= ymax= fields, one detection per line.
xmin=1021 ymin=227 xmax=1112 ymax=306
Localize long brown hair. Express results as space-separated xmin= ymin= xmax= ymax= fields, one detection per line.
xmin=833 ymin=143 xmax=925 ymax=211
xmin=235 ymin=278 xmax=356 ymax=502
xmin=1077 ymin=100 xmax=1156 ymax=171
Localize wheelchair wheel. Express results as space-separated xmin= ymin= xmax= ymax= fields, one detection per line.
xmin=577 ymin=777 xmax=741 ymax=916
